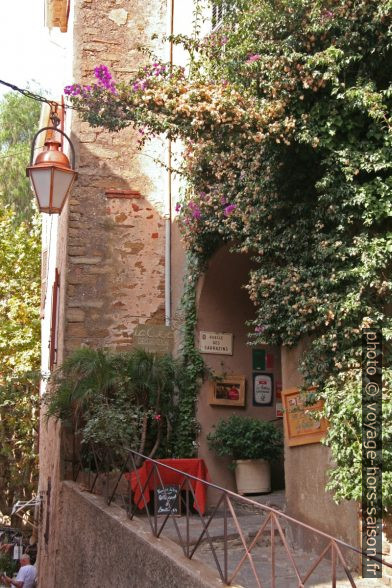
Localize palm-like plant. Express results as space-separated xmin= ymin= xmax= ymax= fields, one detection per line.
xmin=44 ymin=347 xmax=186 ymax=469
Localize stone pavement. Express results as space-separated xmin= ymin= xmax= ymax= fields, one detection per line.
xmin=122 ymin=490 xmax=385 ymax=588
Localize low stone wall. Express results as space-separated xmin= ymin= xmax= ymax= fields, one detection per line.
xmin=51 ymin=481 xmax=223 ymax=588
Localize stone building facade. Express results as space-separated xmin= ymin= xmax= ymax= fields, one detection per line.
xmin=38 ymin=1 xmax=175 ymax=583
xmin=37 ymin=0 xmax=364 ymax=585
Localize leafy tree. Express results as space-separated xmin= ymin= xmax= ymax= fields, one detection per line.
xmin=0 ymin=92 xmax=40 ymax=223
xmin=0 ymin=373 xmax=40 ymax=520
xmin=0 ymin=91 xmax=41 ymax=519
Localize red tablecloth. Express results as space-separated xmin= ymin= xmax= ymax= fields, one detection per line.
xmin=125 ymin=458 xmax=209 ymax=515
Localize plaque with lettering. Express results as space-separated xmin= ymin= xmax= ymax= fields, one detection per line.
xmin=199 ymin=331 xmax=233 ymax=355
xmin=133 ymin=325 xmax=174 ymax=355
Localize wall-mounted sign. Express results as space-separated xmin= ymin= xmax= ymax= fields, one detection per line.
xmin=252 ymin=349 xmax=266 ymax=371
xmin=133 ymin=325 xmax=174 ymax=354
xmin=209 ymin=375 xmax=246 ymax=407
xmin=282 ymin=387 xmax=328 ymax=447
xmin=199 ymin=331 xmax=233 ymax=355
xmin=253 ymin=372 xmax=273 ymax=406
xmin=266 ymin=353 xmax=274 ymax=369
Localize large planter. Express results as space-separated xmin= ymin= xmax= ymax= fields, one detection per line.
xmin=234 ymin=459 xmax=271 ymax=495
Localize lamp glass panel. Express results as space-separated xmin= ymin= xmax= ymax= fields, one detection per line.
xmin=30 ymin=168 xmax=52 ymax=209
xmin=52 ymin=169 xmax=75 ymax=209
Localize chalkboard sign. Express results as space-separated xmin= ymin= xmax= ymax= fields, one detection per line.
xmin=155 ymin=485 xmax=181 ymax=516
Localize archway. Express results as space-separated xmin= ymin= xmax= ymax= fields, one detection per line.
xmin=195 ymin=245 xmax=284 ymax=498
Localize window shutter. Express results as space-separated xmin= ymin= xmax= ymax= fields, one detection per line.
xmin=49 ymin=269 xmax=60 ymax=370
xmin=212 ymin=2 xmax=225 ymax=30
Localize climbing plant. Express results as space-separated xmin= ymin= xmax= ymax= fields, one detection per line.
xmin=65 ymin=0 xmax=392 ymax=507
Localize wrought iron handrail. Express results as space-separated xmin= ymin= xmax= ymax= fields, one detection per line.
xmin=74 ymin=447 xmax=390 ymax=587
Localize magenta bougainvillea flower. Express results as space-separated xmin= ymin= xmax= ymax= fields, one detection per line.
xmin=224 ymin=204 xmax=236 ymax=216
xmin=94 ymin=64 xmax=117 ymax=93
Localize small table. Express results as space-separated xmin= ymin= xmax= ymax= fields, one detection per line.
xmin=125 ymin=458 xmax=210 ymax=515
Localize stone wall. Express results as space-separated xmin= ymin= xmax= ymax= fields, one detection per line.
xmin=37 ymin=1 xmax=169 ymax=585
xmin=53 ymin=481 xmax=223 ymax=588
xmin=66 ymin=0 xmax=169 ymax=353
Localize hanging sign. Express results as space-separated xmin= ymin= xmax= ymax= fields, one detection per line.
xmin=199 ymin=331 xmax=233 ymax=355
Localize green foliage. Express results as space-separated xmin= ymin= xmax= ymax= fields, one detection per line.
xmin=67 ymin=0 xmax=392 ymax=504
xmin=0 ymin=92 xmax=40 ymax=222
xmin=0 ymin=207 xmax=40 ymax=517
xmin=322 ymin=367 xmax=392 ymax=514
xmin=207 ymin=414 xmax=283 ymax=463
xmin=45 ymin=347 xmax=191 ymax=467
xmin=0 ymin=92 xmax=40 ymax=519
xmin=174 ymin=253 xmax=206 ymax=457
xmin=0 ymin=208 xmax=41 ymax=378
xmin=0 ymin=373 xmax=40 ymax=518
xmin=0 ymin=552 xmax=18 ymax=577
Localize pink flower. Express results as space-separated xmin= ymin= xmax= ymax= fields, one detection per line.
xmin=175 ymin=202 xmax=181 ymax=212
xmin=94 ymin=64 xmax=117 ymax=93
xmin=246 ymin=54 xmax=261 ymax=63
xmin=255 ymin=325 xmax=265 ymax=333
xmin=154 ymin=414 xmax=162 ymax=421
xmin=224 ymin=204 xmax=236 ymax=216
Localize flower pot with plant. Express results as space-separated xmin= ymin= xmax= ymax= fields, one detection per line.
xmin=207 ymin=414 xmax=283 ymax=495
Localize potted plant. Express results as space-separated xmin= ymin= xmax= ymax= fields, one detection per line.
xmin=207 ymin=414 xmax=283 ymax=495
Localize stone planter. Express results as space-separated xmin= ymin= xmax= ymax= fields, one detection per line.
xmin=234 ymin=459 xmax=271 ymax=495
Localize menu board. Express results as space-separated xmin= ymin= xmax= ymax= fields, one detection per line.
xmin=155 ymin=485 xmax=181 ymax=516
xmin=282 ymin=388 xmax=328 ymax=447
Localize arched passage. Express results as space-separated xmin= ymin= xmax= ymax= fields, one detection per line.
xmin=195 ymin=245 xmax=284 ymax=497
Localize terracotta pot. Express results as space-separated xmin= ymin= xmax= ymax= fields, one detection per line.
xmin=234 ymin=459 xmax=271 ymax=495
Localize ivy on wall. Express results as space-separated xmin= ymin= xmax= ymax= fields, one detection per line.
xmin=66 ymin=0 xmax=391 ymax=507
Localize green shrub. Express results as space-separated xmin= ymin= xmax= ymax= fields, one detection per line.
xmin=44 ymin=347 xmax=190 ymax=467
xmin=207 ymin=414 xmax=283 ymax=463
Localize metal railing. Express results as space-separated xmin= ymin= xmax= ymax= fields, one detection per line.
xmin=73 ymin=447 xmax=390 ymax=587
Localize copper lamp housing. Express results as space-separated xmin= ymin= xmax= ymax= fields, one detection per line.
xmin=26 ymin=127 xmax=77 ymax=214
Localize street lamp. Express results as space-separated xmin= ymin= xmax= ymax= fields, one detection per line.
xmin=26 ymin=111 xmax=77 ymax=214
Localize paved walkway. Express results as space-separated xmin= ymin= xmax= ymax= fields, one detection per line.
xmin=122 ymin=491 xmax=385 ymax=588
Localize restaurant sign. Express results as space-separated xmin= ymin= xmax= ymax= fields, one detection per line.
xmin=133 ymin=325 xmax=174 ymax=354
xmin=199 ymin=331 xmax=233 ymax=355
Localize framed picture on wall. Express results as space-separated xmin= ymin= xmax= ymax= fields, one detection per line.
xmin=252 ymin=372 xmax=274 ymax=406
xmin=209 ymin=375 xmax=246 ymax=407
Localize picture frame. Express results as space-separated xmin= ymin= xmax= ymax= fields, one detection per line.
xmin=252 ymin=372 xmax=274 ymax=406
xmin=209 ymin=375 xmax=246 ymax=407
xmin=282 ymin=387 xmax=328 ymax=447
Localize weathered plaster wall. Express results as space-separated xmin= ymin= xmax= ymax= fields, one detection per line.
xmin=66 ymin=0 xmax=169 ymax=353
xmin=282 ymin=343 xmax=360 ymax=552
xmin=53 ymin=481 xmax=224 ymax=588
xmin=38 ymin=1 xmax=169 ymax=585
xmin=195 ymin=246 xmax=284 ymax=499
